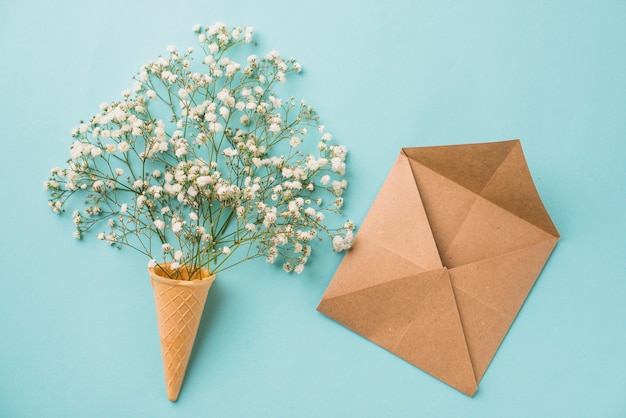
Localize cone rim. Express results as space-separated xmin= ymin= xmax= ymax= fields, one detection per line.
xmin=149 ymin=263 xmax=216 ymax=288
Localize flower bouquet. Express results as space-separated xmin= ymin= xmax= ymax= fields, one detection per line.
xmin=45 ymin=22 xmax=354 ymax=401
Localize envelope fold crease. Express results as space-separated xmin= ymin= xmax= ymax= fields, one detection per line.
xmin=439 ymin=195 xmax=556 ymax=268
xmin=392 ymin=268 xmax=478 ymax=396
xmin=358 ymin=152 xmax=442 ymax=269
xmin=318 ymin=269 xmax=447 ymax=349
xmin=449 ymin=238 xmax=559 ymax=316
xmin=406 ymin=153 xmax=481 ymax=261
xmin=321 ymin=237 xmax=432 ymax=300
xmin=402 ymin=140 xmax=517 ymax=195
xmin=479 ymin=142 xmax=559 ymax=237
xmin=445 ymin=286 xmax=507 ymax=381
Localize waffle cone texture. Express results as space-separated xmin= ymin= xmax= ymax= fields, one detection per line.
xmin=149 ymin=264 xmax=215 ymax=401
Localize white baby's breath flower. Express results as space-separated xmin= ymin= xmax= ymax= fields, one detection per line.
xmin=196 ymin=176 xmax=212 ymax=187
xmin=331 ymin=157 xmax=346 ymax=175
xmin=289 ymin=136 xmax=301 ymax=147
xmin=91 ymin=147 xmax=102 ymax=157
xmin=132 ymin=180 xmax=144 ymax=190
xmin=209 ymin=121 xmax=223 ymax=132
xmin=223 ymin=147 xmax=238 ymax=157
xmin=332 ymin=235 xmax=345 ymax=252
xmin=244 ymin=26 xmax=253 ymax=43
xmin=172 ymin=220 xmax=183 ymax=234
xmin=269 ymin=123 xmax=280 ymax=133
xmin=332 ymin=179 xmax=348 ymax=196
xmin=118 ymin=141 xmax=130 ymax=152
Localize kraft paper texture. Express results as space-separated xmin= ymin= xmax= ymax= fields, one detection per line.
xmin=318 ymin=140 xmax=559 ymax=396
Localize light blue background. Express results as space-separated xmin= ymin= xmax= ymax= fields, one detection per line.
xmin=1 ymin=1 xmax=625 ymax=416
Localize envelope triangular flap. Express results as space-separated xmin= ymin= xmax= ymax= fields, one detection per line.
xmin=406 ymin=142 xmax=557 ymax=268
xmin=480 ymin=141 xmax=560 ymax=237
xmin=402 ymin=140 xmax=518 ymax=195
xmin=320 ymin=237 xmax=431 ymax=300
xmin=318 ymin=269 xmax=447 ymax=351
xmin=448 ymin=238 xmax=559 ymax=381
xmin=357 ymin=151 xmax=442 ymax=270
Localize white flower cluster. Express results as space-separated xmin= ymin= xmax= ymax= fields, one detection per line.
xmin=45 ymin=22 xmax=355 ymax=279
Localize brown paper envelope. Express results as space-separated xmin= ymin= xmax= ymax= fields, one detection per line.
xmin=318 ymin=139 xmax=559 ymax=396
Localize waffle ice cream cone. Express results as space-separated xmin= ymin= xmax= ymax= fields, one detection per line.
xmin=149 ymin=264 xmax=215 ymax=401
